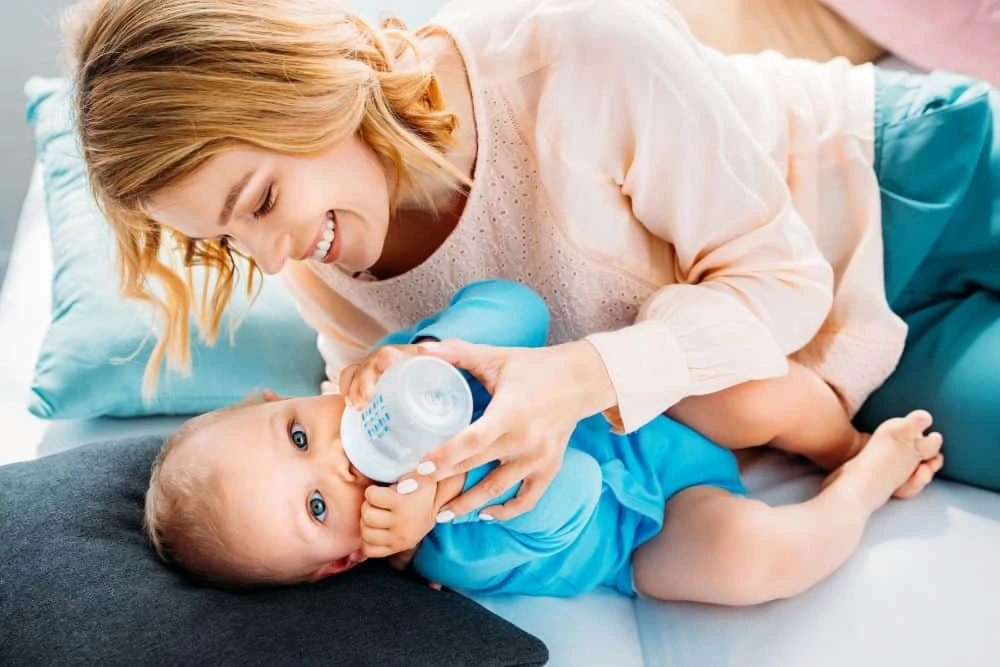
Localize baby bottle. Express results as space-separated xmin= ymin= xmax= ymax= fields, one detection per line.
xmin=340 ymin=356 xmax=474 ymax=483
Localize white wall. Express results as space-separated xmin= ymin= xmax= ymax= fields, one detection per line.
xmin=0 ymin=0 xmax=78 ymax=286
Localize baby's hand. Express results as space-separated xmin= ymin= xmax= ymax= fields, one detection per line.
xmin=339 ymin=343 xmax=429 ymax=410
xmin=360 ymin=479 xmax=439 ymax=560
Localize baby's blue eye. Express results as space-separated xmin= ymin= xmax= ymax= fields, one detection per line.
xmin=289 ymin=424 xmax=308 ymax=450
xmin=308 ymin=491 xmax=327 ymax=522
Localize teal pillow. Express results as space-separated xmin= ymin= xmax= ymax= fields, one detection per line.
xmin=24 ymin=77 xmax=325 ymax=418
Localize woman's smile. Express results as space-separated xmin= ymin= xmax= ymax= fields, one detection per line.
xmin=305 ymin=211 xmax=339 ymax=263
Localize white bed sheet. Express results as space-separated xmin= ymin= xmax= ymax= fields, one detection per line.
xmin=4 ymin=165 xmax=1000 ymax=666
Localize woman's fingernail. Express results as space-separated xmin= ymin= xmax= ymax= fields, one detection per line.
xmin=436 ymin=510 xmax=455 ymax=523
xmin=417 ymin=461 xmax=437 ymax=476
xmin=478 ymin=513 xmax=495 ymax=522
xmin=417 ymin=341 xmax=440 ymax=350
xmin=397 ymin=479 xmax=418 ymax=495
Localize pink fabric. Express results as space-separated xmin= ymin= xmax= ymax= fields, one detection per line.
xmin=824 ymin=0 xmax=1000 ymax=85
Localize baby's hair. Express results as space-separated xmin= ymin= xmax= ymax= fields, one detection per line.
xmin=63 ymin=0 xmax=470 ymax=399
xmin=143 ymin=406 xmax=284 ymax=589
xmin=143 ymin=411 xmax=231 ymax=584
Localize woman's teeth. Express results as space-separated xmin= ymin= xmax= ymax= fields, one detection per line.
xmin=311 ymin=213 xmax=336 ymax=261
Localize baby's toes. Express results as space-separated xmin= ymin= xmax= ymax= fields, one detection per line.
xmin=892 ymin=468 xmax=929 ymax=499
xmin=893 ymin=460 xmax=939 ymax=499
xmin=897 ymin=410 xmax=934 ymax=439
xmin=916 ymin=431 xmax=944 ymax=460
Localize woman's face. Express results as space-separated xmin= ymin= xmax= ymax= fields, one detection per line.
xmin=146 ymin=135 xmax=392 ymax=275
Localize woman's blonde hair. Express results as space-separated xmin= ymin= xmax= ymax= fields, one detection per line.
xmin=63 ymin=0 xmax=466 ymax=398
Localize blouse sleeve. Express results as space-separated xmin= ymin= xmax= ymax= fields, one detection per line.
xmin=539 ymin=0 xmax=834 ymax=432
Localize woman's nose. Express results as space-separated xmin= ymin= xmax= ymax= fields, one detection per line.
xmin=245 ymin=232 xmax=294 ymax=275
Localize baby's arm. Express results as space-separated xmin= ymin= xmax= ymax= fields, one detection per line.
xmin=379 ymin=280 xmax=550 ymax=350
xmin=668 ymin=360 xmax=864 ymax=470
xmin=412 ymin=449 xmax=603 ymax=595
xmin=344 ymin=279 xmax=550 ymax=413
xmin=349 ymin=280 xmax=555 ymax=560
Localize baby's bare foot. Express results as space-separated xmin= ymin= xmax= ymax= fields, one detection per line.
xmin=893 ymin=453 xmax=944 ymax=499
xmin=822 ymin=410 xmax=943 ymax=512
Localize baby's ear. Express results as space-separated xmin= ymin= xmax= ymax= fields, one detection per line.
xmin=308 ymin=556 xmax=355 ymax=582
xmin=239 ymin=389 xmax=284 ymax=406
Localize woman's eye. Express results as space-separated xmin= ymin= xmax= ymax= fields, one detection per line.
xmin=289 ymin=424 xmax=308 ymax=450
xmin=254 ymin=186 xmax=276 ymax=219
xmin=308 ymin=491 xmax=327 ymax=522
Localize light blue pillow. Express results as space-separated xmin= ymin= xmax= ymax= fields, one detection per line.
xmin=24 ymin=77 xmax=325 ymax=419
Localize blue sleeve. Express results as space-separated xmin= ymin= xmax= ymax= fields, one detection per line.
xmin=376 ymin=280 xmax=550 ymax=350
xmin=412 ymin=448 xmax=603 ymax=593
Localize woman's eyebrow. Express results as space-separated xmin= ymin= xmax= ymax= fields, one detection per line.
xmin=218 ymin=170 xmax=256 ymax=227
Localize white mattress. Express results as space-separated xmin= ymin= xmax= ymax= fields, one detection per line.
xmin=4 ymin=165 xmax=1000 ymax=666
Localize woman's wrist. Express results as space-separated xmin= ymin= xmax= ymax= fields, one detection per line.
xmin=558 ymin=340 xmax=618 ymax=419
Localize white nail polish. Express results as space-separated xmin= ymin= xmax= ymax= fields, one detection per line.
xmin=436 ymin=510 xmax=455 ymax=523
xmin=478 ymin=513 xmax=495 ymax=522
xmin=417 ymin=461 xmax=437 ymax=476
xmin=397 ymin=479 xmax=418 ymax=495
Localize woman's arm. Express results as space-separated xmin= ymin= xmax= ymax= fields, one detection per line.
xmin=417 ymin=0 xmax=835 ymax=519
xmin=541 ymin=0 xmax=835 ymax=432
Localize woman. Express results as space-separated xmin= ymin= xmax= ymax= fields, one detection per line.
xmin=66 ymin=0 xmax=999 ymax=522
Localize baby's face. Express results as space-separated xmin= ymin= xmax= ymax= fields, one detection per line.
xmin=173 ymin=394 xmax=370 ymax=583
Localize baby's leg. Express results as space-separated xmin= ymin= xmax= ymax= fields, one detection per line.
xmin=632 ymin=410 xmax=942 ymax=605
xmin=668 ymin=361 xmax=864 ymax=470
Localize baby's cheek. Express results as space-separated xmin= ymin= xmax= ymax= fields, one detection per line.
xmin=341 ymin=509 xmax=363 ymax=544
xmin=349 ymin=518 xmax=364 ymax=543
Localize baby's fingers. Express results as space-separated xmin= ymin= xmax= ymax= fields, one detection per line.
xmin=365 ymin=485 xmax=402 ymax=511
xmin=339 ymin=364 xmax=361 ymax=398
xmin=349 ymin=365 xmax=382 ymax=411
xmin=361 ymin=527 xmax=398 ymax=559
xmin=348 ymin=347 xmax=405 ymax=409
xmin=360 ymin=501 xmax=394 ymax=530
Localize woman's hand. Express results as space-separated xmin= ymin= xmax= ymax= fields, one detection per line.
xmin=414 ymin=339 xmax=617 ymax=521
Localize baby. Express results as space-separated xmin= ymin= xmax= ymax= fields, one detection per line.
xmin=144 ymin=280 xmax=942 ymax=603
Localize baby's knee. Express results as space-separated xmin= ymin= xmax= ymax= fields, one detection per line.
xmin=672 ymin=381 xmax=790 ymax=448
xmin=702 ymin=500 xmax=802 ymax=605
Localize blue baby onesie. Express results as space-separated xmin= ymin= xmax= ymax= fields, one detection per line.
xmin=378 ymin=280 xmax=745 ymax=597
